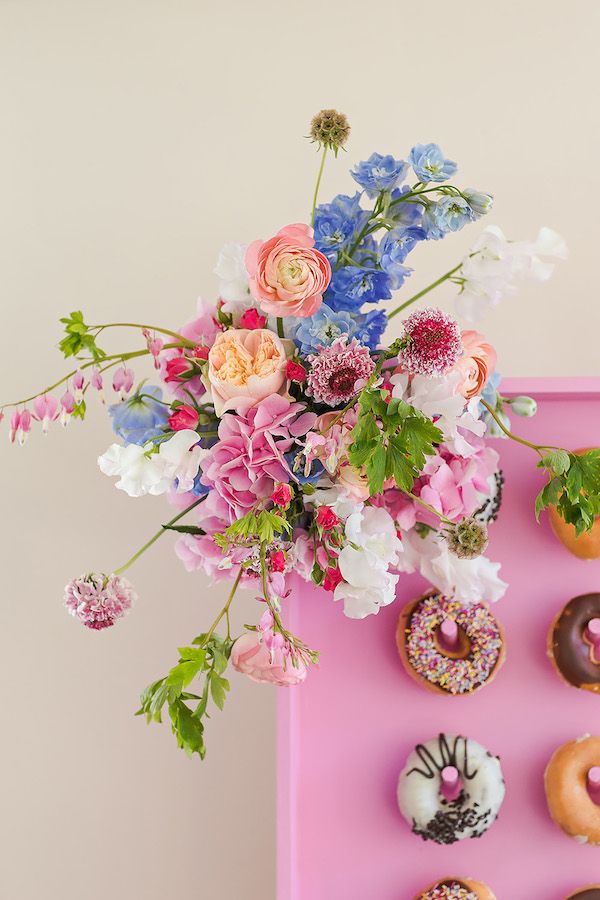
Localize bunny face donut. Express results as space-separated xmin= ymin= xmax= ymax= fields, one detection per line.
xmin=548 ymin=594 xmax=600 ymax=693
xmin=414 ymin=878 xmax=496 ymax=899
xmin=566 ymin=889 xmax=600 ymax=900
xmin=397 ymin=733 xmax=505 ymax=844
xmin=545 ymin=735 xmax=600 ymax=844
xmin=397 ymin=593 xmax=505 ymax=696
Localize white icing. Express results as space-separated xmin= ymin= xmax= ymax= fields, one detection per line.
xmin=576 ymin=733 xmax=592 ymax=743
xmin=397 ymin=734 xmax=505 ymax=843
xmin=573 ymin=833 xmax=589 ymax=844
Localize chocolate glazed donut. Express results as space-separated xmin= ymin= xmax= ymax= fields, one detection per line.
xmin=566 ymin=889 xmax=600 ymax=900
xmin=548 ymin=593 xmax=600 ymax=692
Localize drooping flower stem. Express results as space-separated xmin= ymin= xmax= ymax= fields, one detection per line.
xmin=90 ymin=322 xmax=196 ymax=348
xmin=479 ymin=399 xmax=562 ymax=455
xmin=201 ymin=566 xmax=243 ymax=647
xmin=388 ymin=264 xmax=462 ymax=319
xmin=311 ymin=145 xmax=328 ymax=226
xmin=405 ymin=490 xmax=456 ymax=526
xmin=114 ymin=496 xmax=206 ymax=575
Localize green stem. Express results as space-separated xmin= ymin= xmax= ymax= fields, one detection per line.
xmin=202 ymin=567 xmax=243 ymax=647
xmin=91 ymin=322 xmax=195 ymax=347
xmin=114 ymin=496 xmax=206 ymax=575
xmin=480 ymin=399 xmax=561 ymax=454
xmin=388 ymin=264 xmax=462 ymax=319
xmin=311 ymin=145 xmax=328 ymax=226
xmin=405 ymin=491 xmax=455 ymax=526
xmin=276 ymin=317 xmax=285 ymax=339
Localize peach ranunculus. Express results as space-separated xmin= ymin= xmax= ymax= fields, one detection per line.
xmin=231 ymin=632 xmax=307 ymax=686
xmin=244 ymin=223 xmax=331 ymax=318
xmin=452 ymin=330 xmax=497 ymax=399
xmin=207 ymin=328 xmax=291 ymax=415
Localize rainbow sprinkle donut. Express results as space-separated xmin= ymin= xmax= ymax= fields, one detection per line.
xmin=396 ymin=593 xmax=506 ymax=695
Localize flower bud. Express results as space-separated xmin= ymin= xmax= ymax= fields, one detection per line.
xmin=462 ymin=188 xmax=494 ymax=218
xmin=509 ymin=395 xmax=537 ymax=417
xmin=444 ymin=517 xmax=489 ymax=559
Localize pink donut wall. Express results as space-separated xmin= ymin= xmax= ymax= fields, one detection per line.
xmin=277 ymin=378 xmax=600 ymax=900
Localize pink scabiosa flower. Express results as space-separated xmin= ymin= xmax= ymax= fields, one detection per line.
xmin=307 ymin=336 xmax=375 ymax=406
xmin=245 ymin=223 xmax=331 ymax=318
xmin=31 ymin=395 xmax=59 ymax=433
xmin=168 ymin=404 xmax=199 ymax=431
xmin=400 ymin=307 xmax=463 ymax=377
xmin=64 ymin=573 xmax=136 ymax=630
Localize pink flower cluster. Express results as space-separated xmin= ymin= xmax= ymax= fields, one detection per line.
xmin=64 ymin=573 xmax=136 ymax=630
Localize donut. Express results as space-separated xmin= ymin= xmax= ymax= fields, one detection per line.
xmin=414 ymin=878 xmax=496 ymax=899
xmin=548 ymin=594 xmax=600 ymax=693
xmin=397 ymin=733 xmax=505 ymax=844
xmin=397 ymin=593 xmax=506 ymax=696
xmin=565 ymin=888 xmax=600 ymax=900
xmin=473 ymin=470 xmax=504 ymax=525
xmin=548 ymin=448 xmax=600 ymax=560
xmin=545 ymin=735 xmax=600 ymax=844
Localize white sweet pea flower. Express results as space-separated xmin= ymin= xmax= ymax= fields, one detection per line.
xmin=308 ymin=479 xmax=365 ymax=521
xmin=334 ymin=572 xmax=398 ymax=619
xmin=213 ymin=242 xmax=253 ymax=312
xmin=456 ymin=224 xmax=567 ymax=321
xmin=98 ymin=430 xmax=208 ymax=498
xmin=344 ymin=506 xmax=402 ymax=567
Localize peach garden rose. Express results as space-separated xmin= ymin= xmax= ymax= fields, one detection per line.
xmin=245 ymin=223 xmax=331 ymax=318
xmin=206 ymin=327 xmax=290 ymax=414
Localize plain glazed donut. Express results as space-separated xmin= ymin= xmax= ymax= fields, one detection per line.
xmin=548 ymin=594 xmax=600 ymax=692
xmin=414 ymin=877 xmax=496 ymax=899
xmin=565 ymin=888 xmax=600 ymax=900
xmin=545 ymin=735 xmax=600 ymax=844
xmin=397 ymin=733 xmax=505 ymax=844
xmin=397 ymin=593 xmax=505 ymax=696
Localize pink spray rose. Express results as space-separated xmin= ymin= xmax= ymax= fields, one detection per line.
xmin=231 ymin=631 xmax=307 ymax=686
xmin=245 ymin=223 xmax=331 ymax=318
xmin=168 ymin=404 xmax=199 ymax=431
xmin=207 ymin=328 xmax=290 ymax=415
xmin=239 ymin=307 xmax=267 ymax=330
xmin=452 ymin=330 xmax=497 ymax=399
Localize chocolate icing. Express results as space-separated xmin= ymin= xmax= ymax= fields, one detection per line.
xmin=407 ymin=734 xmax=478 ymax=780
xmin=551 ymin=593 xmax=600 ymax=689
xmin=568 ymin=891 xmax=600 ymax=900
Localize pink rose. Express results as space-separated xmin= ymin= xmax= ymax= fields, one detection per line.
xmin=271 ymin=483 xmax=292 ymax=508
xmin=207 ymin=328 xmax=290 ymax=415
xmin=316 ymin=506 xmax=339 ymax=531
xmin=245 ymin=223 xmax=331 ymax=318
xmin=231 ymin=632 xmax=307 ymax=686
xmin=168 ymin=404 xmax=199 ymax=431
xmin=286 ymin=360 xmax=307 ymax=383
xmin=452 ymin=330 xmax=497 ymax=399
xmin=239 ymin=307 xmax=267 ymax=330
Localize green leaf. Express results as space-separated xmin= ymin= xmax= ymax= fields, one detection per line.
xmin=365 ymin=444 xmax=386 ymax=495
xmin=163 ymin=524 xmax=206 ymax=535
xmin=539 ymin=449 xmax=571 ymax=476
xmin=209 ymin=673 xmax=229 ymax=711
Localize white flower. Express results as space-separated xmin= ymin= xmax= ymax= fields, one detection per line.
xmin=334 ymin=573 xmax=398 ymax=619
xmin=397 ymin=529 xmax=507 ymax=603
xmin=344 ymin=506 xmax=402 ymax=568
xmin=213 ymin=242 xmax=253 ymax=312
xmin=308 ymin=478 xmax=365 ymax=521
xmin=391 ymin=372 xmax=485 ymax=458
xmin=456 ymin=225 xmax=567 ymax=321
xmin=98 ymin=430 xmax=208 ymax=498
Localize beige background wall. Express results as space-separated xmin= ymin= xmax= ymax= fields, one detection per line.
xmin=1 ymin=2 xmax=599 ymax=898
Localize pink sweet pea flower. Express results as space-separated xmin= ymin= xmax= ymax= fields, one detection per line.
xmin=31 ymin=395 xmax=59 ymax=433
xmin=245 ymin=223 xmax=331 ymax=318
xmin=231 ymin=631 xmax=307 ymax=686
xmin=168 ymin=404 xmax=199 ymax=431
xmin=239 ymin=307 xmax=267 ymax=330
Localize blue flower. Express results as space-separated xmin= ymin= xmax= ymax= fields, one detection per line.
xmin=108 ymin=385 xmax=170 ymax=445
xmin=292 ymin=304 xmax=356 ymax=355
xmin=187 ymin=472 xmax=211 ymax=497
xmin=408 ymin=143 xmax=457 ymax=183
xmin=284 ymin=452 xmax=324 ymax=485
xmin=422 ymin=196 xmax=475 ymax=240
xmin=353 ymin=309 xmax=388 ymax=350
xmin=380 ymin=226 xmax=425 ymax=289
xmin=351 ymin=152 xmax=408 ymax=198
xmin=326 ymin=265 xmax=392 ymax=311
xmin=313 ymin=192 xmax=369 ymax=261
xmin=388 ymin=186 xmax=425 ymax=226
xmin=462 ymin=188 xmax=494 ymax=218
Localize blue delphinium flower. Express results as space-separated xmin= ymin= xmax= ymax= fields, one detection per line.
xmin=408 ymin=143 xmax=457 ymax=183
xmin=284 ymin=452 xmax=324 ymax=485
xmin=380 ymin=226 xmax=426 ymax=289
xmin=422 ymin=196 xmax=475 ymax=240
xmin=292 ymin=304 xmax=356 ymax=354
xmin=353 ymin=309 xmax=388 ymax=350
xmin=388 ymin=186 xmax=425 ymax=227
xmin=326 ymin=265 xmax=392 ymax=311
xmin=313 ymin=193 xmax=368 ymax=260
xmin=478 ymin=372 xmax=509 ymax=438
xmin=108 ymin=385 xmax=170 ymax=445
xmin=462 ymin=188 xmax=494 ymax=218
xmin=351 ymin=152 xmax=408 ymax=198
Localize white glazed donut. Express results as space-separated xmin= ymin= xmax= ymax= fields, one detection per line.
xmin=397 ymin=733 xmax=505 ymax=844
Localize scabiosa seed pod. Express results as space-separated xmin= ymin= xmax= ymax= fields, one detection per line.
xmin=309 ymin=109 xmax=350 ymax=156
xmin=400 ymin=307 xmax=463 ymax=377
xmin=64 ymin=572 xmax=136 ymax=630
xmin=444 ymin=517 xmax=489 ymax=559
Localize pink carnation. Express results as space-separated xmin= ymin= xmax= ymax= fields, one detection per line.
xmin=200 ymin=394 xmax=316 ymax=517
xmin=64 ymin=573 xmax=135 ymax=630
xmin=307 ymin=336 xmax=375 ymax=406
xmin=245 ymin=223 xmax=331 ymax=318
xmin=400 ymin=307 xmax=463 ymax=377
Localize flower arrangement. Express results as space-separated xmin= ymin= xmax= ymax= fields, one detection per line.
xmin=4 ymin=110 xmax=599 ymax=760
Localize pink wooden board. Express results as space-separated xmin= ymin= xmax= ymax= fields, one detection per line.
xmin=277 ymin=378 xmax=600 ymax=900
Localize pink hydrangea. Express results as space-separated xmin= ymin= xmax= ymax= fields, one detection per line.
xmin=306 ymin=336 xmax=375 ymax=407
xmin=400 ymin=307 xmax=463 ymax=377
xmin=64 ymin=573 xmax=136 ymax=630
xmin=200 ymin=394 xmax=315 ymax=517
xmin=158 ymin=298 xmax=223 ymax=400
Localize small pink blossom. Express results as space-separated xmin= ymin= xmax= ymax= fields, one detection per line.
xmin=323 ymin=565 xmax=343 ymax=592
xmin=400 ymin=307 xmax=463 ymax=377
xmin=72 ymin=369 xmax=85 ymax=401
xmin=239 ymin=307 xmax=267 ymax=330
xmin=269 ymin=549 xmax=286 ymax=572
xmin=143 ymin=329 xmax=164 ymax=368
xmin=316 ymin=506 xmax=339 ymax=531
xmin=245 ymin=223 xmax=331 ymax=318
xmin=64 ymin=572 xmax=136 ymax=630
xmin=286 ymin=360 xmax=307 ymax=383
xmin=165 ymin=356 xmax=194 ymax=385
xmin=168 ymin=404 xmax=199 ymax=431
xmin=31 ymin=395 xmax=59 ymax=433
xmin=231 ymin=630 xmax=307 ymax=686
xmin=158 ymin=298 xmax=222 ymax=400
xmin=112 ymin=367 xmax=134 ymax=398
xmin=193 ymin=345 xmax=210 ymax=360
xmin=307 ymin=336 xmax=375 ymax=407
xmin=90 ymin=367 xmax=105 ymax=402
xmin=60 ymin=390 xmax=75 ymax=427
xmin=10 ymin=409 xmax=31 ymax=445
xmin=271 ymin=483 xmax=292 ymax=508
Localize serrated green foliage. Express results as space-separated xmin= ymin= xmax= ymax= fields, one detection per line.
xmin=214 ymin=508 xmax=292 ymax=553
xmin=136 ymin=633 xmax=233 ymax=759
xmin=59 ymin=311 xmax=106 ymax=361
xmin=536 ymin=448 xmax=600 ymax=535
xmin=347 ymin=388 xmax=443 ymax=496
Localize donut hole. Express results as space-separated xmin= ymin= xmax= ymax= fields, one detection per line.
xmin=587 ymin=767 xmax=600 ymax=806
xmin=433 ymin=624 xmax=471 ymax=660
